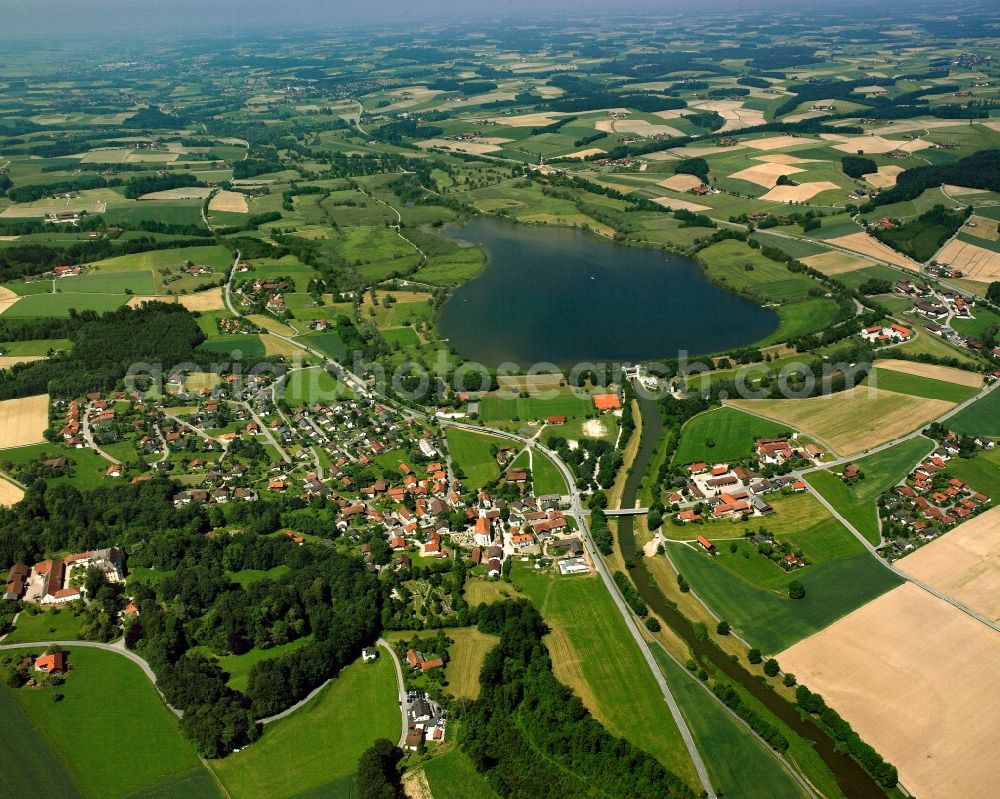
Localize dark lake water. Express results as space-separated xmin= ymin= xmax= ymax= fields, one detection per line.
xmin=436 ymin=217 xmax=778 ymax=369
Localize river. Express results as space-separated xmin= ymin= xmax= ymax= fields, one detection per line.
xmin=437 ymin=217 xmax=778 ymax=369
xmin=616 ymin=389 xmax=888 ymax=799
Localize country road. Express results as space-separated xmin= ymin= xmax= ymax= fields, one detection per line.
xmin=378 ymin=638 xmax=409 ymax=747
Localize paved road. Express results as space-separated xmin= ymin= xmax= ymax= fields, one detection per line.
xmin=81 ymin=401 xmax=121 ymax=465
xmin=378 ymin=638 xmax=409 ymax=747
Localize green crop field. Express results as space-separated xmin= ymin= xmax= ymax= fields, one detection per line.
xmin=866 ymin=367 xmax=980 ymax=403
xmin=209 ymin=657 xmax=399 ymax=799
xmin=1 ymin=292 xmax=127 ymax=318
xmin=946 ymin=387 xmax=1000 ymax=437
xmin=445 ymin=427 xmax=512 ymax=486
xmin=513 ymin=564 xmax=699 ymax=786
xmin=421 ymin=740 xmax=499 ymax=799
xmin=1 ymin=647 xmax=217 ymax=799
xmin=102 ymin=200 xmax=206 ymax=228
xmin=807 ymin=436 xmax=934 ymax=544
xmin=668 ymin=545 xmax=902 ymax=653
xmin=59 ymin=270 xmax=155 ymax=295
xmin=478 ymin=392 xmax=595 ymax=422
xmin=197 ymin=335 xmax=265 ymax=358
xmin=673 ymin=407 xmax=792 ymax=465
xmin=697 ymin=239 xmax=818 ymax=301
xmin=296 ymin=330 xmax=349 ymax=359
xmin=650 ymin=646 xmax=810 ymax=799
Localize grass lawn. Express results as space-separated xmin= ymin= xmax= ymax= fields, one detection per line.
xmin=444 ymin=627 xmax=498 ymax=700
xmin=947 ymin=388 xmax=1000 ymax=437
xmin=296 ymin=330 xmax=349 ymax=359
xmin=445 ymin=427 xmax=511 ymax=487
xmin=420 ymin=741 xmax=499 ymax=799
xmin=765 ymin=297 xmax=842 ymax=345
xmin=0 ymin=338 xmax=73 ymax=356
xmin=668 ymin=545 xmax=902 ymax=653
xmin=463 ymin=577 xmax=524 ymax=606
xmin=674 ymin=407 xmax=793 ymax=466
xmin=867 ymin=367 xmax=980 ymax=403
xmin=650 ymin=646 xmax=810 ymax=799
xmin=0 ymin=444 xmax=117 ymax=492
xmin=209 ymin=657 xmax=400 ymax=799
xmin=218 ymin=636 xmax=313 ymax=693
xmin=477 ymin=393 xmax=595 ymax=422
xmin=3 ymin=607 xmax=83 ymax=643
xmin=227 ymin=565 xmax=291 ymax=587
xmin=530 ymin=447 xmax=569 ymax=496
xmin=59 ymin=270 xmax=154 ymax=295
xmin=198 ymin=335 xmax=265 ymax=358
xmin=807 ymin=436 xmax=934 ymax=544
xmin=513 ymin=563 xmax=699 ymax=787
xmin=281 ymin=368 xmax=352 ymax=407
xmin=1 ymin=647 xmax=217 ymax=799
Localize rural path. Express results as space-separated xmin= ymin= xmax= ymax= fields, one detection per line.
xmin=378 ymin=637 xmax=409 ymax=747
xmin=0 ymin=638 xmax=182 ymax=717
xmin=441 ymin=421 xmax=717 ymax=799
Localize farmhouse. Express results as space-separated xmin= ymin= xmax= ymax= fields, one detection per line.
xmin=860 ymin=324 xmax=911 ymax=344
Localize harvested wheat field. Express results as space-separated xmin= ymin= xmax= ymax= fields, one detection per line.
xmin=652 ymin=197 xmax=711 ymax=213
xmin=936 ymin=239 xmax=1000 ymax=283
xmin=178 ymin=288 xmax=225 ymax=312
xmin=600 ymin=119 xmax=685 ymax=138
xmin=760 ymin=181 xmax=841 ymax=202
xmin=728 ymin=162 xmax=804 ymax=188
xmin=0 ymin=394 xmax=49 ymax=448
xmin=445 ymin=628 xmax=499 ymax=700
xmin=897 ymin=506 xmax=1000 ymax=621
xmin=0 ymin=476 xmax=24 ymax=507
xmin=832 ymin=136 xmax=932 ymax=154
xmin=140 ymin=187 xmax=213 ymax=201
xmin=801 ymin=250 xmax=876 ymax=275
xmin=779 ymin=583 xmax=1000 ymax=799
xmin=209 ymin=190 xmax=249 ymax=213
xmin=692 ymin=100 xmax=766 ymax=132
xmin=727 ymin=388 xmax=952 ymax=456
xmin=261 ymin=333 xmax=304 ymax=358
xmin=755 ymin=153 xmax=820 ymax=165
xmin=0 ymin=286 xmax=21 ymax=315
xmin=562 ymin=148 xmax=605 ymax=159
xmin=826 ymin=232 xmax=921 ymax=270
xmin=126 ymin=295 xmax=173 ymax=309
xmin=489 ymin=112 xmax=560 ymax=127
xmin=0 ymin=355 xmax=46 ymax=369
xmin=965 ymin=216 xmax=999 ymax=242
xmin=657 ymin=174 xmax=704 ymax=192
xmin=743 ymin=135 xmax=813 ymax=151
xmin=863 ymin=165 xmax=904 ymax=188
xmin=944 ymin=184 xmax=987 ymax=197
xmin=875 ymin=359 xmax=984 ymax=388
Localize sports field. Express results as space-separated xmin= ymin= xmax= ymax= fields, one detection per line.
xmin=727 ymin=388 xmax=952 ymax=457
xmin=445 ymin=427 xmax=511 ymax=486
xmin=444 ymin=627 xmax=498 ymax=700
xmin=0 ymin=394 xmax=49 ymax=448
xmin=477 ymin=392 xmax=594 ymax=422
xmin=779 ymin=583 xmax=1000 ymax=799
xmin=673 ymin=406 xmax=792 ymax=465
xmin=209 ymin=657 xmax=399 ymax=799
xmin=513 ymin=564 xmax=699 ymax=786
xmin=807 ymin=436 xmax=933 ymax=545
xmin=896 ymin=505 xmax=1000 ymax=621
xmin=1 ymin=647 xmax=218 ymax=799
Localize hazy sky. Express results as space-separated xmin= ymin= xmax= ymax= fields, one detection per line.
xmin=0 ymin=0 xmax=731 ymax=40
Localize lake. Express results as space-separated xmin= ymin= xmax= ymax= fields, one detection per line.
xmin=436 ymin=217 xmax=779 ymax=369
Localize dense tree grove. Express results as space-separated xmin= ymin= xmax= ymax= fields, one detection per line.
xmin=356 ymin=738 xmax=403 ymax=799
xmin=462 ymin=600 xmax=696 ymax=799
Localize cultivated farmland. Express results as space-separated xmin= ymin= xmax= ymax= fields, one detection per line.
xmin=444 ymin=627 xmax=498 ymax=700
xmin=726 ymin=389 xmax=952 ymax=457
xmin=896 ymin=505 xmax=1000 ymax=621
xmin=0 ymin=395 xmax=49 ymax=448
xmin=779 ymin=583 xmax=1000 ymax=799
